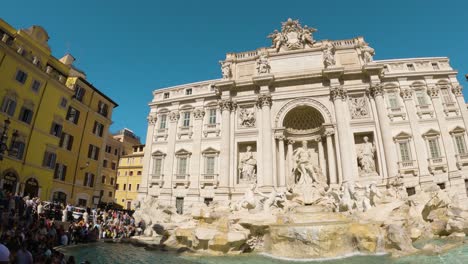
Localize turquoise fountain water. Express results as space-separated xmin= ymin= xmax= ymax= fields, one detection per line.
xmin=60 ymin=241 xmax=468 ymax=264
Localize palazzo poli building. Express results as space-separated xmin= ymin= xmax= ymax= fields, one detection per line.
xmin=140 ymin=19 xmax=468 ymax=211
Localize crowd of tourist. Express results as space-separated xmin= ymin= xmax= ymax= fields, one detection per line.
xmin=0 ymin=190 xmax=142 ymax=263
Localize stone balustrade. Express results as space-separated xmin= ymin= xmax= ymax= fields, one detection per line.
xmin=200 ymin=174 xmax=219 ymax=189
xmin=455 ymin=153 xmax=468 ymax=170
xmin=427 ymin=157 xmax=447 ymax=174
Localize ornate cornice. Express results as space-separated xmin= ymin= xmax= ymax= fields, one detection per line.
xmin=452 ymin=85 xmax=463 ymax=97
xmin=427 ymin=86 xmax=439 ymax=97
xmin=330 ymin=86 xmax=347 ymax=101
xmin=400 ymin=88 xmax=413 ymax=100
xmin=193 ymin=109 xmax=205 ymax=119
xmin=256 ymin=93 xmax=272 ymax=108
xmin=169 ymin=111 xmax=180 ymax=122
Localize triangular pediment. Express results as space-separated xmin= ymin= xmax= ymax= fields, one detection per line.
xmin=394 ymin=131 xmax=412 ymax=140
xmin=175 ymin=148 xmax=191 ymax=155
xmin=202 ymin=147 xmax=219 ymax=154
xmin=152 ymin=150 xmax=166 ymax=156
xmin=422 ymin=129 xmax=440 ymax=137
xmin=450 ymin=126 xmax=466 ymax=134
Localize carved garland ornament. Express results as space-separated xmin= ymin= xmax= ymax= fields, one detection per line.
xmin=400 ymin=89 xmax=413 ymax=100
xmin=348 ymin=96 xmax=369 ymax=119
xmin=193 ymin=109 xmax=205 ymax=119
xmin=452 ymin=85 xmax=463 ymax=97
xmin=427 ymin=86 xmax=439 ymax=97
xmin=147 ymin=114 xmax=157 ymax=125
xmin=169 ymin=111 xmax=180 ymax=122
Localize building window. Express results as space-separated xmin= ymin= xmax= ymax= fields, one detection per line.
xmin=432 ymin=63 xmax=439 ymax=70
xmin=50 ymin=122 xmax=63 ymax=137
xmin=88 ymin=144 xmax=100 ymax=160
xmin=407 ymin=64 xmax=415 ymax=71
xmin=114 ymin=149 xmax=118 ymax=155
xmin=15 ymin=70 xmax=28 ymax=84
xmin=129 ymin=171 xmax=134 ymax=176
xmin=84 ymin=173 xmax=95 ymax=187
xmin=440 ymin=88 xmax=453 ymax=104
xmin=54 ymin=163 xmax=67 ymax=181
xmin=110 ymin=177 xmax=114 ymax=185
xmin=163 ymin=92 xmax=169 ymax=99
xmin=428 ymin=138 xmax=441 ymax=158
xmin=42 ymin=151 xmax=57 ymax=169
xmin=9 ymin=141 xmax=25 ymax=160
xmin=1 ymin=97 xmax=16 ymax=116
xmin=208 ymin=109 xmax=217 ymax=124
xmin=176 ymin=197 xmax=184 ymax=214
xmin=415 ymin=90 xmax=427 ymax=105
xmin=123 ymin=184 xmax=126 ymax=191
xmin=108 ymin=191 xmax=112 ymax=197
xmin=185 ymin=88 xmax=192 ymax=95
xmin=387 ymin=92 xmax=399 ymax=108
xmin=66 ymin=107 xmax=80 ymax=124
xmin=159 ymin=114 xmax=167 ymax=129
xmin=103 ymin=159 xmax=108 ymax=168
xmin=153 ymin=158 xmax=163 ymax=176
xmin=116 ymin=184 xmax=119 ymax=190
xmin=454 ymin=135 xmax=467 ymax=154
xmin=93 ymin=121 xmax=104 ymax=137
xmin=101 ymin=175 xmax=106 ymax=184
xmin=437 ymin=183 xmax=446 ymax=190
xmin=177 ymin=157 xmax=188 ymax=175
xmin=105 ymin=145 xmax=111 ymax=153
xmin=399 ymin=142 xmax=411 ymax=161
xmin=31 ymin=80 xmax=41 ymax=93
xmin=78 ymin=199 xmax=87 ymax=207
xmin=18 ymin=107 xmax=33 ymax=124
xmin=205 ymin=156 xmax=215 ymax=174
xmin=137 ymin=184 xmax=140 ymax=190
xmin=465 ymin=179 xmax=468 ymax=197
xmin=111 ymin=162 xmax=116 ymax=170
xmin=98 ymin=101 xmax=109 ymax=117
xmin=74 ymin=85 xmax=85 ymax=102
xmin=59 ymin=133 xmax=74 ymax=151
xmin=204 ymin=198 xmax=213 ymax=206
xmin=137 ymin=171 xmax=142 ymax=175
xmin=128 ymin=184 xmax=132 ymax=191
xmin=182 ymin=112 xmax=190 ymax=127
xmin=59 ymin=97 xmax=68 ymax=108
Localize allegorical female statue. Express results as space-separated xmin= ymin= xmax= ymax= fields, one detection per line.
xmin=239 ymin=146 xmax=257 ymax=182
xmin=357 ymin=136 xmax=376 ymax=174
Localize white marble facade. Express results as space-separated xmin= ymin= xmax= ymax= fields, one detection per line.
xmin=139 ymin=19 xmax=468 ymax=210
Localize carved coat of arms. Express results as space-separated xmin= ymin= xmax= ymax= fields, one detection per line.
xmin=268 ymin=18 xmax=317 ymax=52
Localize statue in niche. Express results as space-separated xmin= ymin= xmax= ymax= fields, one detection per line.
xmin=239 ymin=146 xmax=257 ymax=183
xmin=239 ymin=108 xmax=255 ymax=127
xmin=357 ymin=136 xmax=377 ymax=174
xmin=292 ymin=141 xmax=321 ymax=185
xmin=256 ymin=53 xmax=270 ymax=74
xmin=323 ymin=43 xmax=336 ymax=68
xmin=220 ymin=61 xmax=231 ymax=79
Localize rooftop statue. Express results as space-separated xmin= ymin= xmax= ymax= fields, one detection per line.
xmin=267 ymin=18 xmax=317 ymax=52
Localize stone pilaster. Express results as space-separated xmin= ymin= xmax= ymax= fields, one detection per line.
xmin=139 ymin=113 xmax=157 ymax=197
xmin=276 ymin=135 xmax=286 ymax=188
xmin=257 ymin=93 xmax=274 ymax=187
xmin=286 ymin=139 xmax=295 ymax=187
xmin=165 ymin=111 xmax=179 ymax=189
xmin=191 ymin=108 xmax=205 ymax=191
xmin=368 ymin=84 xmax=398 ymax=179
xmin=218 ymin=99 xmax=234 ymax=188
xmin=315 ymin=137 xmax=326 ymax=177
xmin=330 ymin=86 xmax=354 ymax=183
xmin=453 ymin=85 xmax=468 ymax=132
xmin=324 ymin=128 xmax=337 ymax=184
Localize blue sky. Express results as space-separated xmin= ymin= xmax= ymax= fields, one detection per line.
xmin=2 ymin=0 xmax=467 ymax=139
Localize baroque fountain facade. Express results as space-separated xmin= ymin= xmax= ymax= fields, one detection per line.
xmin=133 ymin=19 xmax=468 ymax=259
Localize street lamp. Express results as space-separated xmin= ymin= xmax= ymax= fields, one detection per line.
xmin=0 ymin=118 xmax=19 ymax=161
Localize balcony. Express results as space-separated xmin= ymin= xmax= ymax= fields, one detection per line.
xmin=416 ymin=104 xmax=434 ymax=119
xmin=443 ymin=102 xmax=459 ymax=116
xmin=177 ymin=126 xmax=193 ymax=139
xmin=154 ymin=128 xmax=168 ymax=142
xmin=455 ymin=153 xmax=468 ymax=170
xmin=387 ymin=106 xmax=406 ymax=121
xmin=427 ymin=157 xmax=447 ymax=174
xmin=173 ymin=174 xmax=190 ymax=188
xmin=150 ymin=174 xmax=164 ymax=188
xmin=203 ymin=123 xmax=221 ymax=137
xmin=200 ymin=174 xmax=219 ymax=189
xmin=397 ymin=160 xmax=418 ymax=176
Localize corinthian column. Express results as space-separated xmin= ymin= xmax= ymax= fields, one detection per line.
xmin=276 ymin=135 xmax=286 ymax=188
xmin=139 ymin=113 xmax=157 ymax=197
xmin=218 ymin=99 xmax=233 ymax=187
xmin=287 ymin=139 xmax=295 ymax=187
xmin=324 ymin=128 xmax=337 ymax=184
xmin=257 ymin=93 xmax=274 ymax=187
xmin=316 ymin=137 xmax=326 ymax=177
xmin=330 ymin=86 xmax=354 ymax=183
xmin=368 ymin=84 xmax=398 ymax=178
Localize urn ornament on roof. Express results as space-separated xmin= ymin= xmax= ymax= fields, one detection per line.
xmin=268 ymin=18 xmax=317 ymax=52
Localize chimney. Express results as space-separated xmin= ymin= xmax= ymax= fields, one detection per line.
xmin=59 ymin=53 xmax=75 ymax=66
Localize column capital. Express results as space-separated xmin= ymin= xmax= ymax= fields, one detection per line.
xmin=324 ymin=128 xmax=335 ymax=136
xmin=218 ymin=99 xmax=235 ymax=112
xmin=400 ymin=88 xmax=413 ymax=100
xmin=147 ymin=114 xmax=157 ymax=125
xmin=256 ymin=93 xmax=272 ymax=108
xmin=452 ymin=85 xmax=463 ymax=97
xmin=275 ymin=135 xmax=286 ymax=141
xmin=287 ymin=139 xmax=295 ymax=145
xmin=427 ymin=85 xmax=439 ymax=98
xmin=330 ymin=86 xmax=347 ymax=101
xmin=367 ymin=83 xmax=384 ymax=98
xmin=193 ymin=108 xmax=205 ymax=119
xmin=169 ymin=111 xmax=180 ymax=122
xmin=314 ymin=137 xmax=322 ymax=142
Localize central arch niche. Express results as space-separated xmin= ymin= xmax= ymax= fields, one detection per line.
xmin=283 ymin=106 xmax=325 ymax=132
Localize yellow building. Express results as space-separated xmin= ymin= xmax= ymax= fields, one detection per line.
xmin=0 ymin=19 xmax=119 ymax=207
xmin=115 ymin=144 xmax=144 ymax=210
